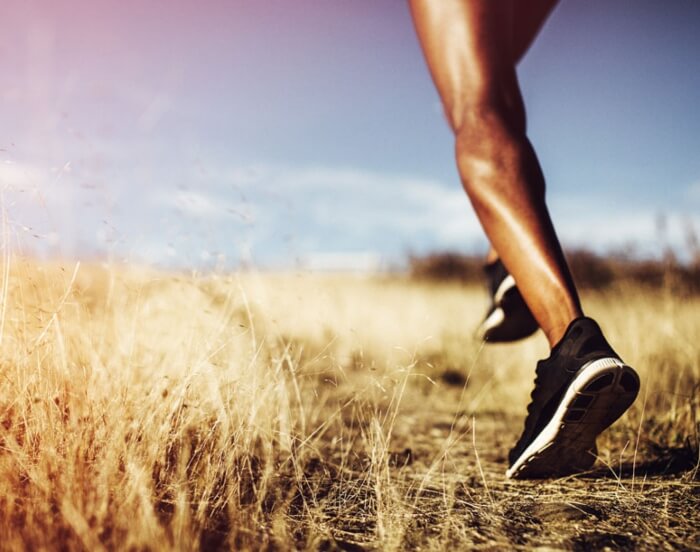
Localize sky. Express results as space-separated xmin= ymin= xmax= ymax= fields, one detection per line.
xmin=1 ymin=0 xmax=699 ymax=270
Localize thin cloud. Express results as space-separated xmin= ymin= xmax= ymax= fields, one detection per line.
xmin=169 ymin=190 xmax=225 ymax=218
xmin=251 ymin=165 xmax=482 ymax=247
xmin=9 ymin=159 xmax=697 ymax=267
xmin=551 ymin=196 xmax=700 ymax=256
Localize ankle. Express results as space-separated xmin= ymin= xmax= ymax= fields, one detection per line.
xmin=544 ymin=309 xmax=583 ymax=348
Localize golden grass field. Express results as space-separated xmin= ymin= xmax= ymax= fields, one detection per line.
xmin=0 ymin=258 xmax=698 ymax=550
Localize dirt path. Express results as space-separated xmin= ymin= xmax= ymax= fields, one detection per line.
xmin=281 ymin=379 xmax=700 ymax=551
xmin=372 ymin=384 xmax=699 ymax=550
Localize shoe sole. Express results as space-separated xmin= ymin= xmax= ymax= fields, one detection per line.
xmin=493 ymin=274 xmax=516 ymax=304
xmin=478 ymin=305 xmax=506 ymax=339
xmin=477 ymin=275 xmax=515 ymax=339
xmin=506 ymin=357 xmax=640 ymax=479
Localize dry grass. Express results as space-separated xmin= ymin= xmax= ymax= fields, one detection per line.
xmin=0 ymin=258 xmax=698 ymax=550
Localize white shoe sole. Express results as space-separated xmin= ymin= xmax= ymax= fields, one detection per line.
xmin=506 ymin=357 xmax=640 ymax=479
xmin=494 ymin=274 xmax=516 ymax=304
xmin=477 ymin=306 xmax=505 ymax=339
xmin=476 ymin=275 xmax=516 ymax=339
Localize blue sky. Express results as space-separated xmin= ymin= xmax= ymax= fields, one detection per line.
xmin=2 ymin=0 xmax=699 ymax=269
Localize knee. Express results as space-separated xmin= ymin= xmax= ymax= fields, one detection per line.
xmin=452 ymin=101 xmax=521 ymax=193
xmin=445 ymin=74 xmax=526 ymax=136
xmin=452 ymin=101 xmax=546 ymax=203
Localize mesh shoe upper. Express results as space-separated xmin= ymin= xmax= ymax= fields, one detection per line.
xmin=508 ymin=317 xmax=620 ymax=466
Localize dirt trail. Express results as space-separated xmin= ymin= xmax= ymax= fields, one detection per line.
xmin=365 ymin=383 xmax=700 ymax=550
xmin=292 ymin=378 xmax=700 ymax=551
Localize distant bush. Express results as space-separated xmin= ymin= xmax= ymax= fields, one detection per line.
xmin=565 ymin=250 xmax=616 ymax=289
xmin=407 ymin=252 xmax=484 ymax=284
xmin=408 ymin=249 xmax=700 ymax=294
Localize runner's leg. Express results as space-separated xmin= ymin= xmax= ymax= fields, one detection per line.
xmin=408 ymin=0 xmax=581 ymax=346
xmin=485 ymin=0 xmax=558 ymax=264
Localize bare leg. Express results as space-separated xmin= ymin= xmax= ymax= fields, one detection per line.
xmin=409 ymin=0 xmax=582 ymax=346
xmin=485 ymin=0 xmax=557 ymax=268
xmin=485 ymin=247 xmax=499 ymax=264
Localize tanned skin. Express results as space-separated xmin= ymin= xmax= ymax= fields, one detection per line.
xmin=409 ymin=0 xmax=582 ymax=347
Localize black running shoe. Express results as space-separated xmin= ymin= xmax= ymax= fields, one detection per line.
xmin=506 ymin=317 xmax=640 ymax=479
xmin=477 ymin=259 xmax=538 ymax=343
